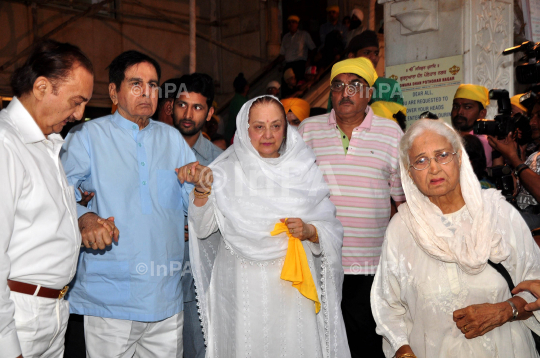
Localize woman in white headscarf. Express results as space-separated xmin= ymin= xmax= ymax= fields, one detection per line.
xmin=177 ymin=95 xmax=350 ymax=358
xmin=371 ymin=119 xmax=540 ymax=358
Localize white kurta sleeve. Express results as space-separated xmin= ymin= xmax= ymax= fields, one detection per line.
xmin=188 ymin=192 xmax=219 ymax=239
xmin=0 ymin=136 xmax=23 ymax=358
xmin=371 ymin=216 xmax=411 ymax=357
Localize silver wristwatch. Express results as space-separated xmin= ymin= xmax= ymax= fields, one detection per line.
xmin=507 ymin=300 xmax=519 ymax=321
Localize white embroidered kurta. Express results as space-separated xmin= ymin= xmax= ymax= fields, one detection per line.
xmin=371 ymin=202 xmax=540 ymax=358
xmin=190 ymin=197 xmax=324 ymax=358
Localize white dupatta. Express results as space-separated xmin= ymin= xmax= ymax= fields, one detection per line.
xmin=188 ymin=96 xmax=350 ymax=357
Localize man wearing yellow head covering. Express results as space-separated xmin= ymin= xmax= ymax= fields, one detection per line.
xmin=511 ymin=93 xmax=527 ymax=115
xmin=297 ymin=56 xmax=405 ymax=358
xmin=281 ymin=98 xmax=310 ymax=127
xmin=451 ymin=83 xmax=501 ymax=167
xmin=320 ymin=5 xmax=347 ymax=46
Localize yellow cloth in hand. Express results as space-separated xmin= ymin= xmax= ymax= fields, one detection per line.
xmin=271 ymin=222 xmax=321 ymax=313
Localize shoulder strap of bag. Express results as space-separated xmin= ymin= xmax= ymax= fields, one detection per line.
xmin=488 ymin=260 xmax=515 ymax=292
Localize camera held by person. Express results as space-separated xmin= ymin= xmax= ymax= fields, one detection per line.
xmin=488 ymin=94 xmax=540 ymax=229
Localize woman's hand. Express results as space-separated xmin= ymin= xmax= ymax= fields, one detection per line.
xmin=453 ymin=302 xmax=513 ymax=339
xmin=280 ymin=218 xmax=318 ymax=243
xmin=176 ymin=161 xmax=213 ymax=191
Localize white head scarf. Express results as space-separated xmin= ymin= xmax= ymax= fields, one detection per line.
xmin=397 ymin=120 xmax=510 ymax=275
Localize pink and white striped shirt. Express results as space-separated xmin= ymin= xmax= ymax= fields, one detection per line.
xmin=298 ymin=107 xmax=405 ymax=274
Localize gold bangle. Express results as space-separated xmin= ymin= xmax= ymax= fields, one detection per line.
xmin=194 ymin=193 xmax=210 ymax=199
xmin=193 ymin=188 xmax=211 ymax=199
xmin=309 ymin=227 xmax=319 ymax=243
xmin=397 ymin=354 xmax=417 ymax=358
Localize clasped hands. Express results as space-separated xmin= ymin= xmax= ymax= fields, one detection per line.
xmin=176 ymin=161 xmax=214 ymax=192
xmin=78 ymin=213 xmax=119 ymax=250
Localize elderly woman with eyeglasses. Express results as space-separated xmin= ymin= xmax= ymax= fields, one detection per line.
xmin=371 ymin=119 xmax=540 ymax=358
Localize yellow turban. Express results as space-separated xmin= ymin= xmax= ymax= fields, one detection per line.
xmin=281 ymin=98 xmax=311 ymax=122
xmin=511 ymin=94 xmax=527 ymax=112
xmin=330 ymin=57 xmax=378 ymax=87
xmin=287 ymin=15 xmax=300 ymax=22
xmin=327 ymin=5 xmax=339 ymax=12
xmin=371 ymin=101 xmax=407 ymax=124
xmin=454 ymin=84 xmax=490 ymax=108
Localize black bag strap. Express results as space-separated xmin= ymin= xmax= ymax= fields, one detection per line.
xmin=487 ymin=260 xmax=515 ymax=292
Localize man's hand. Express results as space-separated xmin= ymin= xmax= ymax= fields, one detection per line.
xmin=487 ymin=132 xmax=520 ymax=167
xmin=78 ymin=213 xmax=119 ymax=250
xmin=513 ymin=280 xmax=540 ymax=311
xmin=78 ymin=188 xmax=95 ymax=207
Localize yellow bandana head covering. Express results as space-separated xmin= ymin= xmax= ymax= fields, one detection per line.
xmin=371 ymin=101 xmax=407 ymax=124
xmin=454 ymin=84 xmax=490 ymax=108
xmin=281 ymin=98 xmax=311 ymax=122
xmin=330 ymin=57 xmax=378 ymax=87
xmin=511 ymin=94 xmax=527 ymax=112
xmin=287 ymin=15 xmax=300 ymax=22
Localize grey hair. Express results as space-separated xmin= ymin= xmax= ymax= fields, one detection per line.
xmin=400 ymin=119 xmax=463 ymax=167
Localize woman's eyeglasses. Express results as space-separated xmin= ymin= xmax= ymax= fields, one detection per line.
xmin=410 ymin=151 xmax=457 ymax=171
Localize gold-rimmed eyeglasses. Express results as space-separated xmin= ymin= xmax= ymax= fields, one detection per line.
xmin=409 ymin=151 xmax=457 ymax=171
xmin=330 ymin=81 xmax=366 ymax=94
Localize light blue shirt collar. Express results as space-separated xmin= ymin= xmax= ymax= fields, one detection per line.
xmin=111 ymin=110 xmax=156 ymax=132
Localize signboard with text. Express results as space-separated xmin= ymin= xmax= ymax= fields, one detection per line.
xmin=386 ymin=55 xmax=463 ymax=127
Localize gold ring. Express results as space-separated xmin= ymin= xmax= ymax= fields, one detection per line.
xmin=291 ymin=229 xmax=294 ymax=234
xmin=464 ymin=325 xmax=468 ymax=332
xmin=188 ymin=169 xmax=191 ymax=175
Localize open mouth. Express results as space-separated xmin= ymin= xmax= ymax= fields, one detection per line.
xmin=430 ymin=178 xmax=445 ymax=185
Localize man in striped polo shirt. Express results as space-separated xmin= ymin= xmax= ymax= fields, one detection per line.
xmin=298 ymin=57 xmax=405 ymax=358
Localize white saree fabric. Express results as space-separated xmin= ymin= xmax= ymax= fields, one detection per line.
xmin=371 ymin=121 xmax=540 ymax=357
xmin=188 ymin=96 xmax=350 ymax=358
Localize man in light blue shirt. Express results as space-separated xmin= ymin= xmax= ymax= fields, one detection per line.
xmin=171 ymin=73 xmax=222 ymax=358
xmin=60 ymin=51 xmax=195 ymax=357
